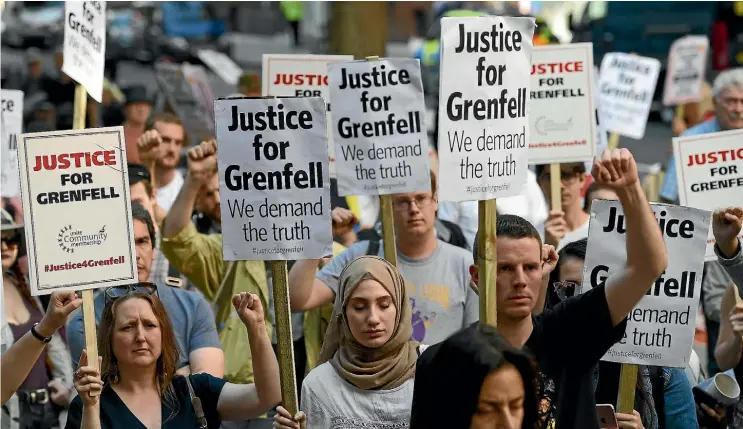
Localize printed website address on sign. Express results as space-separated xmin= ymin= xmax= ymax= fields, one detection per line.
xmin=528 ymin=140 xmax=587 ymax=149
xmin=607 ymin=349 xmax=661 ymax=360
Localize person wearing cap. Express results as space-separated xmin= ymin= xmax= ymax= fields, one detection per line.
xmin=122 ymin=85 xmax=153 ymax=164
xmin=1 ymin=209 xmax=75 ymax=429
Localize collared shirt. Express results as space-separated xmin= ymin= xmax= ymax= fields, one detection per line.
xmin=660 ymin=118 xmax=721 ymax=202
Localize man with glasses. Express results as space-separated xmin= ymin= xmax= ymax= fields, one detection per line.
xmin=535 ymin=162 xmax=591 ymax=250
xmin=659 ymin=68 xmax=743 ymax=377
xmin=288 ymin=172 xmax=478 ymax=345
xmin=67 ymin=202 xmax=224 ymax=377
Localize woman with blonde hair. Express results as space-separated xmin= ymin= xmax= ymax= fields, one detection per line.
xmin=66 ymin=287 xmax=281 ymax=429
xmin=274 ymin=256 xmax=423 ymax=429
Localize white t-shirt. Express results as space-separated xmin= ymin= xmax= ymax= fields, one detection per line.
xmin=156 ymin=170 xmax=184 ymax=212
xmin=557 ymin=218 xmax=590 ymax=251
xmin=302 ymin=362 xmax=414 ymax=429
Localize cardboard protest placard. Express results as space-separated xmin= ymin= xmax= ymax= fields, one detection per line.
xmin=62 ymin=1 xmax=106 ymax=102
xmin=262 ymin=54 xmax=354 ymax=178
xmin=598 ymin=53 xmax=660 ymax=140
xmin=663 ymin=36 xmax=709 ymax=106
xmin=529 ymin=43 xmax=596 ymax=164
xmin=17 ymin=127 xmax=137 ymax=295
xmin=198 ymin=49 xmax=243 ymax=86
xmin=673 ymin=129 xmax=743 ymax=260
xmin=154 ymin=62 xmax=215 ymax=145
xmin=182 ymin=63 xmax=216 ymax=127
xmin=214 ymin=96 xmax=332 ymax=260
xmin=583 ymin=200 xmax=709 ymax=367
xmin=437 ymin=16 xmax=536 ymax=202
xmin=1 ymin=90 xmax=23 ymax=197
xmin=327 ymin=58 xmax=430 ymax=196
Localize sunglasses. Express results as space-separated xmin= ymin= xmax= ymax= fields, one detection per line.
xmin=552 ymin=281 xmax=583 ymax=302
xmin=1 ymin=233 xmax=21 ymax=247
xmin=104 ymin=282 xmax=158 ymax=306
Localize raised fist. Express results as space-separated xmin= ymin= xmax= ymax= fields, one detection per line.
xmin=591 ymin=148 xmax=639 ymax=190
xmin=136 ymin=129 xmax=162 ymax=167
xmin=186 ymin=139 xmax=217 ymax=184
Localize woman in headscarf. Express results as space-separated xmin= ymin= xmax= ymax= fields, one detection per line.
xmin=410 ymin=322 xmax=539 ymax=429
xmin=274 ymin=256 xmax=421 ymax=429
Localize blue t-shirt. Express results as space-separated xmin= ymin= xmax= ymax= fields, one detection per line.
xmin=67 ymin=284 xmax=222 ymax=370
xmin=65 ymin=373 xmax=227 ymax=429
xmin=660 ymin=118 xmax=721 ymax=202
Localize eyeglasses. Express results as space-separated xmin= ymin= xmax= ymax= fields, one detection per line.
xmin=539 ymin=170 xmax=581 ymax=184
xmin=104 ymin=282 xmax=158 ymax=306
xmin=552 ymin=281 xmax=582 ymax=302
xmin=1 ymin=233 xmax=20 ymax=248
xmin=392 ymin=195 xmax=435 ymax=212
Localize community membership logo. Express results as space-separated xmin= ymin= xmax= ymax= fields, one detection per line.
xmin=58 ymin=224 xmax=107 ymax=253
xmin=534 ymin=116 xmax=574 ymax=136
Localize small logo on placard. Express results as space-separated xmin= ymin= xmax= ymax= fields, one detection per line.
xmin=58 ymin=225 xmax=108 ymax=253
xmin=535 ymin=116 xmax=574 ymax=136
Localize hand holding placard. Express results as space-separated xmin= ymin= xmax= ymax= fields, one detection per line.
xmin=712 ymin=207 xmax=743 ymax=258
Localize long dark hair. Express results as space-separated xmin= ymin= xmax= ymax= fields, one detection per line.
xmin=410 ymin=323 xmax=539 ymax=429
xmin=545 ymin=238 xmax=588 ymax=311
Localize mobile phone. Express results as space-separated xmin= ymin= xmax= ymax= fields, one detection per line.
xmin=596 ymin=404 xmax=619 ymax=429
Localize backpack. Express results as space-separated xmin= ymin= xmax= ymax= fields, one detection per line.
xmin=359 ymin=218 xmax=469 ymax=252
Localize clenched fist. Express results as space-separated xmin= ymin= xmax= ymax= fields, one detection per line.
xmin=591 ymin=148 xmax=639 ymax=190
xmin=713 ymin=207 xmax=743 ymax=258
xmin=232 ymin=292 xmax=265 ymax=330
xmin=541 ymin=244 xmax=559 ymax=278
xmin=331 ymin=207 xmax=358 ymax=237
xmin=136 ymin=129 xmax=162 ymax=167
xmin=186 ymin=139 xmax=218 ymax=184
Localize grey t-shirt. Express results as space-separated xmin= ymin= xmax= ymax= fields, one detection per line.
xmin=316 ymin=239 xmax=478 ymax=345
xmin=301 ymin=362 xmax=414 ymax=429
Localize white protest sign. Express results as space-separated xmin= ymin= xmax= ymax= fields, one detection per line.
xmin=437 ymin=16 xmax=536 ymax=202
xmin=215 ymin=97 xmax=332 ymax=260
xmin=529 ymin=43 xmax=596 ymax=164
xmin=598 ymin=53 xmax=660 ymax=140
xmin=328 ymin=58 xmax=430 ymax=196
xmin=663 ymin=36 xmax=709 ymax=106
xmin=17 ymin=127 xmax=137 ymax=295
xmin=62 ymin=1 xmax=106 ymax=102
xmin=583 ymin=200 xmax=709 ymax=367
xmin=1 ymin=90 xmax=23 ymax=197
xmin=673 ymin=129 xmax=743 ymax=260
xmin=262 ymin=54 xmax=354 ymax=178
xmin=198 ymin=49 xmax=243 ymax=86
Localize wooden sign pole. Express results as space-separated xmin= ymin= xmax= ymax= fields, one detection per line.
xmin=270 ymin=260 xmax=299 ymax=416
xmin=549 ymin=163 xmax=562 ymax=212
xmin=478 ymin=200 xmax=497 ymax=326
xmin=73 ymin=84 xmax=98 ymax=371
xmin=365 ymin=56 xmax=398 ymax=267
xmin=617 ymin=363 xmax=639 ymax=413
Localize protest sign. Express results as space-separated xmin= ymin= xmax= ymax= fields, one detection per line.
xmin=598 ymin=53 xmax=660 ymax=140
xmin=437 ymin=16 xmax=536 ymax=202
xmin=663 ymin=36 xmax=709 ymax=106
xmin=154 ymin=62 xmax=214 ymax=145
xmin=583 ymin=200 xmax=709 ymax=367
xmin=62 ymin=1 xmax=106 ymax=102
xmin=1 ymin=90 xmax=23 ymax=197
xmin=327 ymin=57 xmax=430 ymax=196
xmin=214 ymin=96 xmax=332 ymax=260
xmin=673 ymin=129 xmax=743 ymax=260
xmin=198 ymin=49 xmax=243 ymax=86
xmin=17 ymin=127 xmax=137 ymax=295
xmin=529 ymin=43 xmax=596 ymax=164
xmin=182 ymin=63 xmax=216 ymax=127
xmin=262 ymin=54 xmax=354 ymax=177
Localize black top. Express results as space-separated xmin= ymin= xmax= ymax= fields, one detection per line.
xmin=65 ymin=373 xmax=227 ymax=429
xmin=527 ymin=285 xmax=627 ymax=429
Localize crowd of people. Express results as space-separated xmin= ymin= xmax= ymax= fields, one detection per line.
xmin=2 ymin=43 xmax=743 ymax=429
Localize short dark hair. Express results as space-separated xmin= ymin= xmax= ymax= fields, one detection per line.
xmin=410 ymin=323 xmax=539 ymax=429
xmin=131 ymin=201 xmax=156 ymax=249
xmin=545 ymin=238 xmax=588 ymax=311
xmin=583 ymin=182 xmax=613 ymax=212
xmin=473 ymin=214 xmax=542 ymax=262
xmin=534 ymin=162 xmax=586 ymax=180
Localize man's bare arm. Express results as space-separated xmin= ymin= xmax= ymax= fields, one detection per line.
xmin=287 ymin=260 xmax=335 ymax=311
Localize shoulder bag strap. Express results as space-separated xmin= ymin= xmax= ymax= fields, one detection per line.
xmin=183 ymin=375 xmax=208 ymax=429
